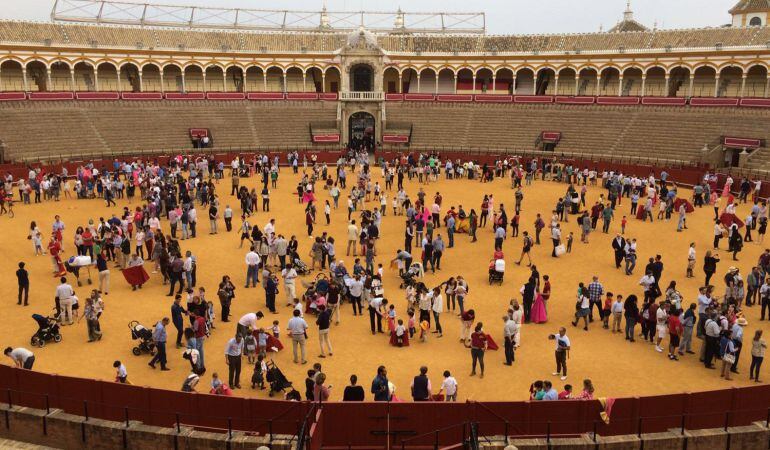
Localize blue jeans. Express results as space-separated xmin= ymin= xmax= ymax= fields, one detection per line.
xmin=625 ymin=256 xmax=636 ymax=274
xmin=625 ymin=317 xmax=636 ymax=340
xmin=246 ymin=265 xmax=259 ymax=287
xmin=196 ymin=338 xmax=205 ymax=368
xmin=448 ymin=230 xmax=454 ymax=248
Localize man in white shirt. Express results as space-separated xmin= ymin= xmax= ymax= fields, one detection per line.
xmin=55 ymin=277 xmax=76 ymax=325
xmin=549 ymin=328 xmax=571 ymax=380
xmin=429 ymin=287 xmax=444 ymax=337
xmin=287 ymin=309 xmax=309 ymax=364
xmin=346 ymin=221 xmax=359 ymax=256
xmin=245 ymin=246 xmax=260 ymax=288
xmin=188 ymin=206 xmax=198 ymax=238
xmin=237 ymin=311 xmax=264 ymax=338
xmin=348 ymin=274 xmax=364 ymax=316
xmin=368 ymin=297 xmax=387 ymax=335
xmin=503 ymin=315 xmax=518 ymax=365
xmin=264 ymin=219 xmax=275 ymax=237
xmin=281 ymin=264 xmax=298 ymax=306
xmin=4 ymin=347 xmax=35 ymax=369
xmin=639 ymin=272 xmax=656 ymax=302
xmin=438 ymin=370 xmax=458 ymax=402
xmin=687 ymin=243 xmax=696 ymax=278
xmin=655 ymin=303 xmax=669 ymax=352
xmin=224 ymin=334 xmax=244 ymax=389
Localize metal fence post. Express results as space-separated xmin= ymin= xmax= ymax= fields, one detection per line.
xmin=433 ymin=429 xmax=439 ymax=450
xmin=546 ymin=421 xmax=551 ymax=444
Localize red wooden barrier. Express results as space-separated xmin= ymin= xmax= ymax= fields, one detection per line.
xmin=76 ymin=92 xmax=121 ymax=100
xmin=29 ymin=92 xmax=74 ymax=101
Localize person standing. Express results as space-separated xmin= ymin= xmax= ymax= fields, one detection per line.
xmin=342 ymin=375 xmax=365 ymax=401
xmin=503 ymin=315 xmax=517 ymax=366
xmin=56 ymin=277 xmax=75 ymax=325
xmin=470 ymin=323 xmax=487 ymax=378
xmin=264 ymin=271 xmax=278 ymax=314
xmin=612 ymin=234 xmax=626 ymax=269
xmin=223 ymin=205 xmax=233 ymax=232
xmin=750 ymin=330 xmax=766 ymax=382
xmin=4 ymin=347 xmax=35 ymax=369
xmin=224 ymin=334 xmax=244 ymax=389
xmin=410 ymin=366 xmax=432 ymax=401
xmin=171 ymin=295 xmax=188 ymax=348
xmin=282 ymin=263 xmax=298 ymax=306
xmin=245 ymin=246 xmax=260 ymax=288
xmin=96 ymin=252 xmax=110 ymax=295
xmin=368 ymin=296 xmax=386 ymax=335
xmin=761 ymin=277 xmax=770 ymax=321
xmin=287 ymin=309 xmax=308 ymax=365
xmin=148 ymin=318 xmax=170 ymax=371
xmin=371 ymin=366 xmax=390 ymax=401
xmin=438 ymin=371 xmax=458 ymax=402
xmin=549 ymin=327 xmax=570 ymax=381
xmin=430 ymin=287 xmax=444 ymax=337
xmin=16 ymin=262 xmax=29 ymax=306
xmin=316 ymin=305 xmax=333 ymax=357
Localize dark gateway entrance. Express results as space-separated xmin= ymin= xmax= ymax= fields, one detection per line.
xmin=349 ymin=111 xmax=375 ymax=150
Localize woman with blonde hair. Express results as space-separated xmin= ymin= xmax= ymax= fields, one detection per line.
xmin=750 ymin=330 xmax=766 ymax=382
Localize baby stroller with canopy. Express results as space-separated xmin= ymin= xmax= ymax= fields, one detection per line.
xmin=129 ymin=320 xmax=156 ymax=356
xmin=30 ymin=314 xmax=62 ymax=347
xmin=266 ymin=360 xmax=293 ymax=397
xmin=399 ymin=263 xmax=423 ymax=289
xmin=488 ymin=259 xmax=505 ymax=285
xmin=290 ymin=250 xmax=310 ymax=275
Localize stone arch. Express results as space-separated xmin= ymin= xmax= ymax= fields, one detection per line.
xmin=494 ymin=67 xmax=514 ymax=94
xmin=205 ymin=65 xmax=225 ymax=92
xmin=643 ymin=66 xmax=667 ymax=96
xmin=400 ymin=67 xmax=418 ymax=93
xmin=598 ymin=67 xmax=621 ymax=96
xmin=73 ymin=62 xmax=96 ymax=92
xmin=0 ymin=60 xmax=25 ymax=91
xmin=667 ymin=66 xmax=692 ymax=97
xmin=556 ymin=67 xmax=577 ymax=95
xmin=718 ymin=65 xmax=743 ymax=97
xmin=418 ymin=67 xmax=437 ymax=94
xmin=141 ymin=63 xmax=161 ymax=92
xmin=622 ymin=66 xmax=644 ymax=96
xmin=349 ymin=63 xmax=374 ymax=92
xmin=97 ymin=61 xmax=119 ymax=91
xmin=244 ymin=66 xmax=264 ymax=92
xmin=25 ymin=60 xmax=48 ymax=92
xmin=437 ymin=67 xmax=456 ymax=94
xmin=692 ymin=65 xmax=717 ymax=97
xmin=225 ymin=66 xmax=244 ymax=92
xmin=184 ymin=64 xmax=204 ymax=92
xmin=745 ymin=65 xmax=768 ymax=97
xmin=476 ymin=67 xmax=494 ymax=93
xmin=515 ymin=67 xmax=535 ymax=95
xmin=305 ymin=67 xmax=323 ymax=93
xmin=265 ymin=66 xmax=283 ymax=92
xmin=285 ymin=66 xmax=304 ymax=92
xmin=577 ymin=67 xmax=598 ymax=96
xmin=383 ymin=66 xmax=400 ymax=93
xmin=324 ymin=66 xmax=341 ymax=93
xmin=163 ymin=64 xmax=183 ymax=92
xmin=49 ymin=61 xmax=71 ymax=91
xmin=535 ymin=67 xmax=556 ymax=95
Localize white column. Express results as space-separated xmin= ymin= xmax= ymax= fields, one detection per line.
xmin=453 ymin=75 xmax=457 ymax=94
xmin=740 ymin=74 xmax=747 ymax=97
xmin=302 ymin=73 xmax=307 ymax=92
xmin=262 ymin=72 xmax=267 ymax=91
xmin=138 ymin=72 xmax=143 ymax=92
xmin=201 ymin=72 xmax=207 ymax=93
xmin=641 ymin=75 xmax=646 ymax=97
xmin=242 ymin=70 xmax=247 ymax=93
xmin=159 ymin=70 xmax=164 ymax=93
xmin=511 ymin=75 xmax=516 ymax=94
xmin=434 ymin=75 xmax=438 ymax=94
xmin=596 ymin=74 xmax=602 ymax=95
xmin=116 ymin=70 xmax=122 ymax=93
xmin=282 ymin=72 xmax=287 ymax=93
xmin=574 ymin=75 xmax=580 ymax=95
xmin=94 ymin=70 xmax=99 ymax=92
xmin=618 ymin=75 xmax=624 ymax=96
xmin=46 ymin=68 xmax=51 ymax=92
xmin=553 ymin=74 xmax=559 ymax=96
xmin=664 ymin=75 xmax=670 ymax=97
xmin=181 ymin=72 xmax=186 ymax=93
xmin=492 ymin=75 xmax=496 ymax=93
xmin=70 ymin=68 xmax=75 ymax=92
xmin=22 ymin=69 xmax=28 ymax=92
xmin=765 ymin=75 xmax=770 ymax=98
xmin=688 ymin=74 xmax=694 ymax=97
xmin=321 ymin=73 xmax=326 ymax=93
xmin=416 ymin=75 xmax=421 ymax=93
xmin=714 ymin=75 xmax=720 ymax=97
xmin=223 ymin=72 xmax=227 ymax=92
xmin=471 ymin=75 xmax=476 ymax=94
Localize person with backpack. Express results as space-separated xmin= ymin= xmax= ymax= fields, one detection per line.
xmin=516 ymin=231 xmax=534 ymax=267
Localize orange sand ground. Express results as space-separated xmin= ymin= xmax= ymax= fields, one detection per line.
xmin=0 ymin=169 xmax=767 ymax=402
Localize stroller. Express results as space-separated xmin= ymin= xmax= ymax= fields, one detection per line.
xmin=265 ymin=360 xmax=293 ymax=397
xmin=129 ymin=320 xmax=156 ymax=356
xmin=488 ymin=259 xmax=505 ymax=285
xmin=30 ymin=314 xmax=62 ymax=347
xmin=291 ymin=251 xmax=310 ymax=276
xmin=399 ymin=263 xmax=423 ymax=289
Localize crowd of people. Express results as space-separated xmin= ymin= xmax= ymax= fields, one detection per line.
xmin=3 ymin=148 xmax=770 ymax=406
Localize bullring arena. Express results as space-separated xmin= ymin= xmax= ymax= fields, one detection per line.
xmin=2 ymin=1 xmax=770 ymax=449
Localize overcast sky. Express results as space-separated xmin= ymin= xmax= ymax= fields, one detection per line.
xmin=4 ymin=0 xmax=739 ymax=34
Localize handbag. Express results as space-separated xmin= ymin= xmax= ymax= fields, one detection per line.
xmin=555 ymin=245 xmax=566 ymax=257
xmin=723 ymin=353 xmax=736 ymax=364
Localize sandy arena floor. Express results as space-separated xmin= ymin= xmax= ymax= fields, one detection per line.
xmin=0 ymin=168 xmax=767 ymax=401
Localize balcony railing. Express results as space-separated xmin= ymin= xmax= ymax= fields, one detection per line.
xmin=340 ymin=91 xmax=384 ymax=101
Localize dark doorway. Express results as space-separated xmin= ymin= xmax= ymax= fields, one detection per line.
xmin=351 ymin=64 xmax=373 ymax=92
xmin=349 ymin=111 xmax=375 ymax=150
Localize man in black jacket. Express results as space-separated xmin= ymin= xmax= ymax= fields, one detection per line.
xmin=410 ymin=366 xmax=432 ymax=401
xmin=612 ymin=234 xmax=626 ymax=269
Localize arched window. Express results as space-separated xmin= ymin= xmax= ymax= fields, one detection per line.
xmin=749 ymin=16 xmax=762 ymax=26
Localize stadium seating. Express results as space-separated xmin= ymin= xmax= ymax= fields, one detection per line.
xmin=0 ymin=100 xmax=337 ymax=161
xmin=385 ymin=102 xmax=770 ymax=164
